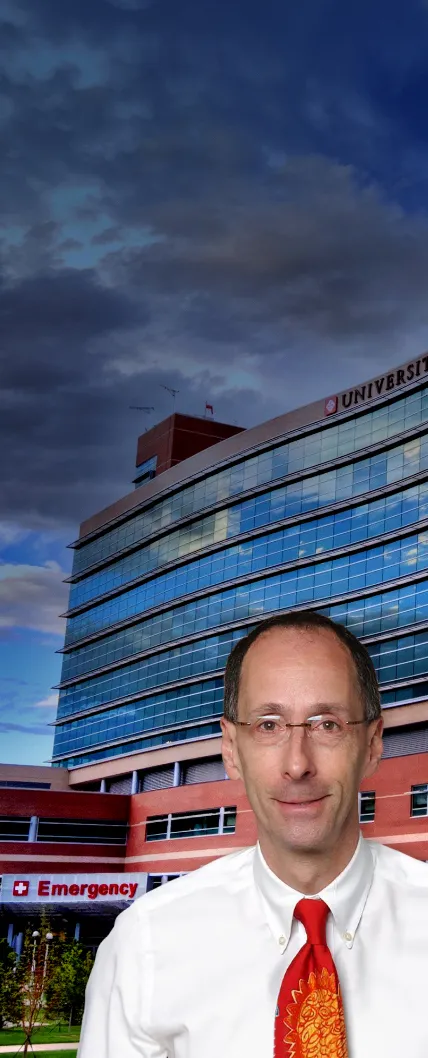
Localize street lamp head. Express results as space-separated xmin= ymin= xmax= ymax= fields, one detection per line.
xmin=32 ymin=931 xmax=40 ymax=939
xmin=45 ymin=933 xmax=53 ymax=941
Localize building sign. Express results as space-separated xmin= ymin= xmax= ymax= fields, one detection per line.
xmin=324 ymin=396 xmax=338 ymax=416
xmin=325 ymin=355 xmax=428 ymax=416
xmin=1 ymin=873 xmax=147 ymax=904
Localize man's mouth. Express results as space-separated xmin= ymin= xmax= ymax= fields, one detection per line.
xmin=276 ymin=795 xmax=327 ymax=804
xmin=274 ymin=795 xmax=328 ymax=810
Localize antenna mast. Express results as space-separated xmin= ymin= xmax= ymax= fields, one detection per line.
xmin=160 ymin=384 xmax=179 ymax=410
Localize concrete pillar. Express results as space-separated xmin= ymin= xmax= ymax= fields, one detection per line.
xmin=74 ymin=922 xmax=81 ymax=942
xmin=7 ymin=923 xmax=14 ymax=946
xmin=100 ymin=779 xmax=107 ymax=793
xmin=15 ymin=933 xmax=24 ymax=958
xmin=173 ymin=761 xmax=181 ymax=787
xmin=28 ymin=815 xmax=38 ymax=842
xmin=224 ymin=765 xmax=229 ymax=779
xmin=358 ymin=792 xmax=361 ymax=821
xmin=131 ymin=771 xmax=139 ymax=795
xmin=218 ymin=806 xmax=225 ymax=835
xmin=166 ymin=814 xmax=172 ymax=840
xmin=161 ymin=875 xmax=168 ymax=885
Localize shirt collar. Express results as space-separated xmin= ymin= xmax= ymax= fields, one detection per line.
xmin=253 ymin=832 xmax=375 ymax=951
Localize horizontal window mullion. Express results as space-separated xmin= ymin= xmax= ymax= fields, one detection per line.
xmin=52 ymin=679 xmax=225 ymax=756
xmin=64 ymin=471 xmax=428 ymax=618
xmin=54 ymin=670 xmax=223 ymax=725
xmin=50 ymin=717 xmax=223 ymax=765
xmin=71 ymin=382 xmax=428 ymax=569
xmin=58 ymin=604 xmax=428 ymax=698
xmin=62 ymin=529 xmax=428 ymax=656
xmin=55 ymin=625 xmax=428 ymax=727
xmin=67 ymin=427 xmax=428 ymax=610
xmin=54 ymin=574 xmax=428 ymax=765
xmin=66 ymin=440 xmax=428 ymax=599
xmin=67 ymin=457 xmax=428 ymax=590
xmin=53 ymin=584 xmax=428 ymax=749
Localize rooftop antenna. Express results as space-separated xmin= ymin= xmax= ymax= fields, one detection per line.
xmin=160 ymin=384 xmax=179 ymax=410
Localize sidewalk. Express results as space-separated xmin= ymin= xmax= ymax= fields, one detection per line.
xmin=0 ymin=1045 xmax=78 ymax=1053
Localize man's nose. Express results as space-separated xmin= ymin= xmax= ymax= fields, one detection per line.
xmin=279 ymin=726 xmax=316 ymax=780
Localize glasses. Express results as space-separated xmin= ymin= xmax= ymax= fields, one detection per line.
xmin=231 ymin=714 xmax=369 ymax=747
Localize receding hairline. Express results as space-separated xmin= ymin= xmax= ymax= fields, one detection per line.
xmin=238 ymin=623 xmax=360 ymax=680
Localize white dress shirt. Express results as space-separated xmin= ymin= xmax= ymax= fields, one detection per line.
xmin=78 ymin=834 xmax=428 ymax=1058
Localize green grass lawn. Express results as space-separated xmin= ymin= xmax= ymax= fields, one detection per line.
xmin=0 ymin=1052 xmax=79 ymax=1057
xmin=0 ymin=1026 xmax=80 ymax=1045
xmin=37 ymin=1053 xmax=78 ymax=1058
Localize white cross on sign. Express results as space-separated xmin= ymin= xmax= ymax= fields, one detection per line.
xmin=13 ymin=880 xmax=29 ymax=896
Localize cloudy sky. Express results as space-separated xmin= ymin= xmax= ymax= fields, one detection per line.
xmin=2 ymin=0 xmax=428 ymax=765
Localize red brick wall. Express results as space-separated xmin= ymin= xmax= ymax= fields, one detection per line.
xmin=0 ymin=844 xmax=126 ymax=874
xmin=0 ymin=790 xmax=130 ymax=874
xmin=126 ymin=778 xmax=253 ymax=872
xmin=360 ymin=754 xmax=428 ymax=859
xmin=3 ymin=755 xmax=428 ymax=880
xmin=0 ymin=789 xmax=129 ymax=820
xmin=135 ymin=414 xmax=243 ymax=477
xmin=126 ymin=756 xmax=428 ymax=873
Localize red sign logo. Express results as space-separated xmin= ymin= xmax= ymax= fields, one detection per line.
xmin=324 ymin=396 xmax=338 ymax=416
xmin=13 ymin=880 xmax=30 ymax=897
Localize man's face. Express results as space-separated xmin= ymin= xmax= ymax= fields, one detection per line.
xmin=221 ymin=627 xmax=383 ymax=863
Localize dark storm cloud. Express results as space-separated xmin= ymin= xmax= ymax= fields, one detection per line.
xmin=0 ymin=267 xmax=149 ymax=528
xmin=2 ymin=0 xmax=428 ymax=538
xmin=0 ymin=721 xmax=52 ymax=736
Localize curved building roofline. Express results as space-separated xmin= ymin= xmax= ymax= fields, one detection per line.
xmin=76 ymin=352 xmax=428 ymax=544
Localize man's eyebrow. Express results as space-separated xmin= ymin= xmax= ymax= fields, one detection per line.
xmin=246 ymin=702 xmax=350 ymax=719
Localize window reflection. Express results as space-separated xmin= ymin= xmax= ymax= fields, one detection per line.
xmin=69 ymin=442 xmax=428 ymax=614
xmin=54 ymin=598 xmax=428 ymax=764
xmin=71 ymin=386 xmax=428 ymax=578
xmin=64 ymin=528 xmax=428 ymax=650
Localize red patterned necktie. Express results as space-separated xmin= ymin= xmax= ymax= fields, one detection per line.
xmin=274 ymin=898 xmax=348 ymax=1058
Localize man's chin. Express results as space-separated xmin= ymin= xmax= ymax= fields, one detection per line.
xmin=273 ymin=802 xmax=334 ymax=851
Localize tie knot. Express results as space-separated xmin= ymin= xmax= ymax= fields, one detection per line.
xmin=294 ymin=898 xmax=330 ymax=945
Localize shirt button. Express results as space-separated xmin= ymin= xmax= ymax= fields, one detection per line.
xmin=279 ymin=935 xmax=286 ymax=945
xmin=343 ymin=931 xmax=353 ymax=942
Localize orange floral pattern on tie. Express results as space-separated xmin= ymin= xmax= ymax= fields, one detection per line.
xmin=284 ymin=966 xmax=348 ymax=1058
xmin=274 ymin=899 xmax=348 ymax=1058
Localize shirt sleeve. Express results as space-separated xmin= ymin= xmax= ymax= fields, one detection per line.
xmin=77 ymin=901 xmax=168 ymax=1058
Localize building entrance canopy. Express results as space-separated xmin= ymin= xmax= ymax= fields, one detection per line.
xmin=0 ymin=872 xmax=147 ymax=915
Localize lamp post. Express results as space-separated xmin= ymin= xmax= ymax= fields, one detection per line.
xmin=30 ymin=932 xmax=39 ymax=977
xmin=42 ymin=934 xmax=53 ymax=982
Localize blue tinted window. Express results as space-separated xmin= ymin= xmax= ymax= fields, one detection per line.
xmin=53 ymin=679 xmax=224 ymax=759
xmin=72 ymin=386 xmax=428 ymax=577
xmin=62 ymin=529 xmax=428 ymax=679
xmin=65 ymin=481 xmax=428 ymax=648
xmin=53 ymin=720 xmax=223 ymax=768
xmin=58 ymin=617 xmax=428 ymax=726
xmin=68 ymin=448 xmax=428 ymax=614
xmin=53 ymin=593 xmax=428 ymax=767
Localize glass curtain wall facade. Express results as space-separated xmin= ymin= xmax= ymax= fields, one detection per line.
xmin=52 ymin=369 xmax=428 ymax=771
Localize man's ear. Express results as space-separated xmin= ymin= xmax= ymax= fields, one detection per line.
xmin=362 ymin=715 xmax=384 ymax=780
xmin=220 ymin=717 xmax=243 ymax=782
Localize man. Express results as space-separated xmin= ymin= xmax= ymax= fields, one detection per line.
xmin=78 ymin=611 xmax=428 ymax=1057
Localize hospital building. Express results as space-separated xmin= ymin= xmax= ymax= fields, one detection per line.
xmin=2 ymin=353 xmax=428 ymax=951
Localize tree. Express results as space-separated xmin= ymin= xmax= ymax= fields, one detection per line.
xmin=0 ymin=919 xmax=93 ymax=1052
xmin=11 ymin=914 xmax=58 ymax=1056
xmin=0 ymin=938 xmax=21 ymax=1030
xmin=45 ymin=940 xmax=93 ymax=1028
